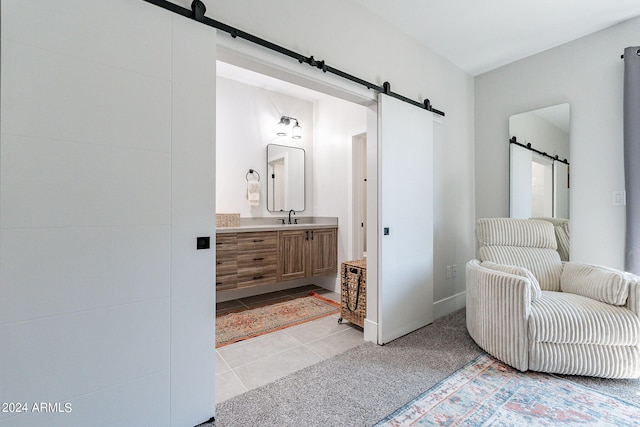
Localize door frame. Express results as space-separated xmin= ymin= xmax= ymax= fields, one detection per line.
xmin=215 ymin=37 xmax=381 ymax=343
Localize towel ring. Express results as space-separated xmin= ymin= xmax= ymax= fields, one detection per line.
xmin=246 ymin=169 xmax=260 ymax=182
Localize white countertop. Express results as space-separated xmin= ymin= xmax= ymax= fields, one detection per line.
xmin=216 ymin=217 xmax=338 ymax=234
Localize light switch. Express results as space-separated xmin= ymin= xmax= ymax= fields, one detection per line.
xmin=197 ymin=236 xmax=210 ymax=250
xmin=613 ymin=191 xmax=626 ymax=206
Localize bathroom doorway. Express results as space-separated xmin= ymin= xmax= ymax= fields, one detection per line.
xmin=214 ymin=55 xmax=374 ymax=402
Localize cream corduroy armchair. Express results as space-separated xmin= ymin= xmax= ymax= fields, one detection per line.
xmin=466 ymin=218 xmax=640 ymax=379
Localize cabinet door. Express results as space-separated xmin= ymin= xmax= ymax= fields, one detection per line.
xmin=278 ymin=230 xmax=309 ymax=281
xmin=310 ymin=228 xmax=337 ymax=276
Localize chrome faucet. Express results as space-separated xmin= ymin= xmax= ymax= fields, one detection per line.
xmin=288 ymin=209 xmax=295 ymax=224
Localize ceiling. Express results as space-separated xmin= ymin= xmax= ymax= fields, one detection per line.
xmin=354 ymin=0 xmax=640 ymax=76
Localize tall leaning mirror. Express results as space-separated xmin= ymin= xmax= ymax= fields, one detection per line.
xmin=509 ymin=103 xmax=571 ymax=260
xmin=266 ymin=144 xmax=305 ymax=212
xmin=509 ymin=103 xmax=570 ymax=219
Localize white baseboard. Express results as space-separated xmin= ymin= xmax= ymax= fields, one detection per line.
xmin=314 ymin=275 xmax=340 ymax=293
xmin=433 ymin=291 xmax=466 ymax=320
xmin=363 ymin=318 xmax=378 ymax=344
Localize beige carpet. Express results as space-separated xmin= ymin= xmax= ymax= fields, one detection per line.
xmin=206 ymin=308 xmax=640 ymax=427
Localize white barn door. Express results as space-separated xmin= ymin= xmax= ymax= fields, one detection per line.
xmin=0 ymin=1 xmax=216 ymax=425
xmin=509 ymin=143 xmax=533 ymax=218
xmin=378 ymin=94 xmax=434 ymax=344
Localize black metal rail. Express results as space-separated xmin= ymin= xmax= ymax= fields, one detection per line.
xmin=510 ymin=137 xmax=570 ymax=165
xmin=142 ymin=0 xmax=445 ymax=117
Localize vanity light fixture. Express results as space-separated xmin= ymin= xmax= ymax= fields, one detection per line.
xmin=277 ymin=116 xmax=302 ymax=139
xmin=291 ymin=121 xmax=301 ymax=139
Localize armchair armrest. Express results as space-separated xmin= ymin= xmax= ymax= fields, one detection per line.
xmin=466 ymin=260 xmax=533 ymax=371
xmin=560 ymin=262 xmax=640 ymax=310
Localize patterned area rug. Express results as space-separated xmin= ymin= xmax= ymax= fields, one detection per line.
xmin=216 ymin=292 xmax=340 ymax=348
xmin=376 ymin=353 xmax=640 ymax=426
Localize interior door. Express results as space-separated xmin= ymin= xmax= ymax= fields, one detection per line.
xmin=378 ymin=94 xmax=434 ymax=344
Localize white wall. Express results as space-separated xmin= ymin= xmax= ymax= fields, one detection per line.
xmin=216 ymin=76 xmax=314 ymax=218
xmin=313 ymin=96 xmax=368 ymax=292
xmin=1 ymin=1 xmax=215 ymax=425
xmin=475 ymin=16 xmax=640 ymax=269
xmin=208 ymin=0 xmax=476 ymax=318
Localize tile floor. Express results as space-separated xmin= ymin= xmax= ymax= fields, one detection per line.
xmin=215 ymin=285 xmax=365 ymax=403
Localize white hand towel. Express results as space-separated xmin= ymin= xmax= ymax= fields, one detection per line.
xmin=247 ymin=180 xmax=260 ymax=206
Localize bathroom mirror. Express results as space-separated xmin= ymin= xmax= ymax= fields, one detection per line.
xmin=509 ymin=103 xmax=570 ymax=219
xmin=266 ymin=144 xmax=305 ymax=212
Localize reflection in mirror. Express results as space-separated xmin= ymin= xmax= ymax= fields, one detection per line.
xmin=509 ymin=103 xmax=570 ymax=220
xmin=267 ymin=144 xmax=305 ymax=212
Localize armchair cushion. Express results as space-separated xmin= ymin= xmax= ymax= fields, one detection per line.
xmin=477 ymin=218 xmax=563 ymax=291
xmin=479 ymin=246 xmax=562 ymax=291
xmin=532 ymin=217 xmax=570 ymax=261
xmin=530 ymin=291 xmax=639 ymax=346
xmin=561 ymin=263 xmax=631 ymax=306
xmin=476 ymin=218 xmax=557 ymax=249
xmin=480 ymin=261 xmax=542 ymax=301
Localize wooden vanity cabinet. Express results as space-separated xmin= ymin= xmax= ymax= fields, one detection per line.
xmin=277 ymin=228 xmax=338 ymax=281
xmin=215 ymin=227 xmax=337 ymax=292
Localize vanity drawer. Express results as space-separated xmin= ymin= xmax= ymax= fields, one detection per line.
xmin=237 ymin=251 xmax=277 ymax=265
xmin=237 ymin=232 xmax=277 ymax=252
xmin=216 ymin=233 xmax=238 ymax=252
xmin=237 ymin=267 xmax=277 ymax=288
xmin=216 ymin=258 xmax=237 ymax=277
xmin=216 ymin=248 xmax=237 ymax=262
xmin=216 ymin=274 xmax=238 ymax=291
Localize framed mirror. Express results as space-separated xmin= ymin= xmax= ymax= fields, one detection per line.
xmin=509 ymin=103 xmax=570 ymax=219
xmin=266 ymin=144 xmax=305 ymax=212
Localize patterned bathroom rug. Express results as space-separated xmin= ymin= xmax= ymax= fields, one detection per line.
xmin=216 ymin=292 xmax=340 ymax=348
xmin=375 ymin=353 xmax=640 ymax=426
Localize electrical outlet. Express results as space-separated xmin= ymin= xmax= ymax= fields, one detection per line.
xmin=446 ymin=265 xmax=452 ymax=279
xmin=452 ymin=264 xmax=457 ymax=277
